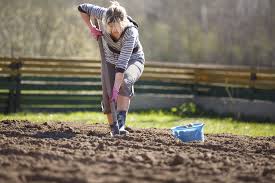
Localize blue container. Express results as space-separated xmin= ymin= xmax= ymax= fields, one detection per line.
xmin=171 ymin=123 xmax=205 ymax=142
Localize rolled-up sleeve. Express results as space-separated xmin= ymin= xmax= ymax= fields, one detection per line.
xmin=78 ymin=4 xmax=106 ymax=20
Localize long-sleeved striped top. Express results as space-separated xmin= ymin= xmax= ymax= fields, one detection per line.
xmin=78 ymin=4 xmax=145 ymax=73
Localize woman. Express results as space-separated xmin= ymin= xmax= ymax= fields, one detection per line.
xmin=78 ymin=1 xmax=145 ymax=135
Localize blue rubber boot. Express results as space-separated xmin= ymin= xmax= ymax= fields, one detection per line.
xmin=109 ymin=121 xmax=120 ymax=136
xmin=117 ymin=111 xmax=129 ymax=135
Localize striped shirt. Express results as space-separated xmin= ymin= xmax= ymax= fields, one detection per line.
xmin=78 ymin=4 xmax=145 ymax=73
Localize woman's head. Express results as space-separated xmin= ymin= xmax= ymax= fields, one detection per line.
xmin=103 ymin=1 xmax=128 ymax=35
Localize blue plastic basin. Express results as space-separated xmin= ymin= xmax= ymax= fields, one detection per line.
xmin=171 ymin=123 xmax=205 ymax=142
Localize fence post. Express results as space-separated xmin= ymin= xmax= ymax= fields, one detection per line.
xmin=249 ymin=67 xmax=257 ymax=100
xmin=7 ymin=58 xmax=22 ymax=113
xmin=7 ymin=78 xmax=15 ymax=113
xmin=192 ymin=68 xmax=200 ymax=96
xmin=15 ymin=58 xmax=22 ymax=112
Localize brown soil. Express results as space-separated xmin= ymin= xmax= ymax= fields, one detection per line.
xmin=0 ymin=120 xmax=274 ymax=183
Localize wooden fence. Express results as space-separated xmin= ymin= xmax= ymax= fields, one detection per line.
xmin=0 ymin=57 xmax=274 ymax=113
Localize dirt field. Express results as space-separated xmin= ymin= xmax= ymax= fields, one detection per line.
xmin=0 ymin=120 xmax=274 ymax=183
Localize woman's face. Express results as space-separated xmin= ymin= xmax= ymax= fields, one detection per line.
xmin=108 ymin=22 xmax=123 ymax=38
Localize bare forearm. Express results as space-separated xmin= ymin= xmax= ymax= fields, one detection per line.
xmin=114 ymin=73 xmax=124 ymax=90
xmin=80 ymin=12 xmax=93 ymax=29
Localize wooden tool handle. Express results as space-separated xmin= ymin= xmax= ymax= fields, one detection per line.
xmin=93 ymin=18 xmax=117 ymax=123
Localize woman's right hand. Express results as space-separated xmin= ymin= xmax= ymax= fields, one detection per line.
xmin=90 ymin=25 xmax=103 ymax=40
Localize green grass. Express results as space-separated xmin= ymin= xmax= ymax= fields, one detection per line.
xmin=0 ymin=111 xmax=275 ymax=137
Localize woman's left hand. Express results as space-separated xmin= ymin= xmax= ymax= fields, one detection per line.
xmin=89 ymin=25 xmax=103 ymax=40
xmin=110 ymin=87 xmax=119 ymax=102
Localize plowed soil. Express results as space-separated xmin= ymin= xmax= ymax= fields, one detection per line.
xmin=0 ymin=120 xmax=274 ymax=183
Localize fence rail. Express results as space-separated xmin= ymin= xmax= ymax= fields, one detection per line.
xmin=0 ymin=57 xmax=274 ymax=113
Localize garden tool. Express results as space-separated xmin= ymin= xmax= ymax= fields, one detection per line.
xmin=93 ymin=18 xmax=119 ymax=136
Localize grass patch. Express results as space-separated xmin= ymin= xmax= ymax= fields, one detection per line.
xmin=0 ymin=110 xmax=274 ymax=137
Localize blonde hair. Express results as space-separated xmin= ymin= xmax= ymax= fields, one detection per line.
xmin=102 ymin=1 xmax=128 ymax=34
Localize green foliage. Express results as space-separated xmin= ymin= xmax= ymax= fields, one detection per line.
xmin=231 ymin=45 xmax=243 ymax=62
xmin=0 ymin=0 xmax=100 ymax=58
xmin=143 ymin=22 xmax=172 ymax=60
xmin=170 ymin=102 xmax=200 ymax=116
xmin=0 ymin=0 xmax=274 ymax=65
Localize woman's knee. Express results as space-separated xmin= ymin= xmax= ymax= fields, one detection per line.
xmin=124 ymin=71 xmax=135 ymax=83
xmin=119 ymin=77 xmax=134 ymax=97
